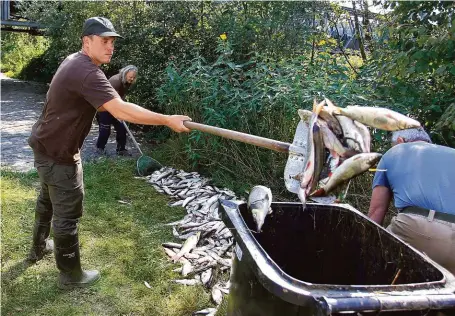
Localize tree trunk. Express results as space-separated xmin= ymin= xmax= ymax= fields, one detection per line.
xmin=362 ymin=0 xmax=373 ymax=52
xmin=200 ymin=1 xmax=204 ymax=31
xmin=310 ymin=6 xmax=316 ymax=65
xmin=352 ymin=1 xmax=367 ymax=61
xmin=328 ymin=16 xmax=358 ymax=74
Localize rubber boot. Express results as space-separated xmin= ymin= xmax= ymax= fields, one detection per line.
xmin=54 ymin=234 xmax=100 ymax=289
xmin=28 ymin=219 xmax=54 ymax=263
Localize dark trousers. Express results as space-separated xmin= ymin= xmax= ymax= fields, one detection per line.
xmin=96 ymin=112 xmax=127 ymax=151
xmin=33 ymin=151 xmax=84 ymax=241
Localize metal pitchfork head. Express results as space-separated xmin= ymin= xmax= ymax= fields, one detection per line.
xmin=284 ymin=120 xmax=309 ymax=194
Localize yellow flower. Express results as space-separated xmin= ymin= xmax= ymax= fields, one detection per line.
xmin=220 ymin=33 xmax=227 ymax=41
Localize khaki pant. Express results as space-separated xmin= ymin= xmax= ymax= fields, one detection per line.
xmin=387 ymin=212 xmax=455 ymax=275
xmin=33 ymin=151 xmax=84 ymax=240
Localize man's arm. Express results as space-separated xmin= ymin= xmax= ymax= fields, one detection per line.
xmin=100 ymin=97 xmax=190 ymax=133
xmin=368 ymin=186 xmax=392 ymax=225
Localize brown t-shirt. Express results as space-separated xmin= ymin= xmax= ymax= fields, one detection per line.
xmin=109 ymin=73 xmax=131 ymax=100
xmin=28 ymin=52 xmax=120 ymax=163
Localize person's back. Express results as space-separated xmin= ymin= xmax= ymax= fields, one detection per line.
xmin=95 ymin=65 xmax=137 ymax=155
xmin=369 ymin=128 xmax=455 ymax=275
xmin=377 ymin=141 xmax=455 ymax=215
xmin=108 ymin=73 xmax=129 ymax=100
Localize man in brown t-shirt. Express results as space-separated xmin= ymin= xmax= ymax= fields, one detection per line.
xmin=27 ymin=17 xmax=191 ymax=289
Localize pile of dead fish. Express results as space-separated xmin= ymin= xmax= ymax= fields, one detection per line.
xmin=146 ymin=167 xmax=241 ymax=315
xmin=296 ymin=97 xmax=421 ymax=205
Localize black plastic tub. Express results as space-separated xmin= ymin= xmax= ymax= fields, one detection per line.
xmin=219 ymin=201 xmax=455 ymax=315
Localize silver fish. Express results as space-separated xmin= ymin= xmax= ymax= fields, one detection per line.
xmin=309 ymin=195 xmax=337 ymax=204
xmin=325 ymin=98 xmax=365 ymax=153
xmin=184 ymin=253 xmax=199 ymax=260
xmin=170 ymin=200 xmax=185 ymax=207
xmin=317 ymin=119 xmax=358 ymax=158
xmin=336 ymin=115 xmax=364 ymax=152
xmin=217 ymin=258 xmax=232 ymax=267
xmin=163 ymin=247 xmax=176 ymax=258
xmin=332 ymin=104 xmax=421 ymax=131
xmin=319 ymin=106 xmax=343 ymax=137
xmin=193 ymin=308 xmax=217 ymax=315
xmin=201 ymin=268 xmax=212 ymax=285
xmin=173 ymin=279 xmax=200 ymax=286
xmin=182 ymin=260 xmax=193 ymax=276
xmin=197 ymin=256 xmax=214 ymax=264
xmin=219 ymin=287 xmax=230 ymax=294
xmin=182 ymin=195 xmax=196 ymax=208
xmin=298 ymin=100 xmax=324 ymax=205
xmin=172 ymin=231 xmax=201 ymax=263
xmin=311 ymin=153 xmax=382 ymax=196
xmin=162 ymin=242 xmax=182 ymax=249
xmin=353 ymin=120 xmax=371 ymax=153
xmin=247 ymin=185 xmax=273 ymax=232
xmin=211 ymin=286 xmax=223 ymax=305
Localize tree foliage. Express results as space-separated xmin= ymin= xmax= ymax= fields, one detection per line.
xmin=0 ymin=32 xmax=48 ymax=78
xmin=368 ymin=1 xmax=455 ymax=143
xmin=4 ymin=0 xmax=453 ymax=194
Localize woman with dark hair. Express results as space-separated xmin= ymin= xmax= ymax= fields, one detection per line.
xmin=96 ymin=65 xmax=138 ymax=155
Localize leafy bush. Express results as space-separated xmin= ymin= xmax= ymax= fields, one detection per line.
xmin=0 ymin=33 xmax=48 ymax=78
xmin=156 ymin=38 xmax=372 ymax=194
xmin=366 ymin=1 xmax=455 ymax=145
xmin=7 ymin=0 xmax=453 ymax=196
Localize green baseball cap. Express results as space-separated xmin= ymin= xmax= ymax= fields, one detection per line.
xmin=81 ymin=17 xmax=123 ymax=38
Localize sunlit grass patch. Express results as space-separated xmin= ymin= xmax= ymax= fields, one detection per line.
xmin=1 ymin=159 xmax=215 ymax=315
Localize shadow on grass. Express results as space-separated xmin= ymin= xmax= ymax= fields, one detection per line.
xmin=1 ymin=266 xmax=60 ymax=315
xmin=1 ymin=259 xmax=33 ymax=286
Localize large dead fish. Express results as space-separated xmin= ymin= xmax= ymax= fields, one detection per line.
xmin=247 ymin=185 xmax=273 ymax=232
xmin=298 ymin=100 xmax=324 ymax=205
xmin=299 ymin=110 xmax=356 ymax=179
xmin=172 ymin=231 xmax=201 ymax=263
xmin=319 ymin=106 xmax=343 ymax=137
xmin=327 ymin=153 xmax=340 ymax=177
xmin=311 ymin=153 xmax=382 ymax=196
xmin=311 ymin=123 xmax=325 ymax=193
xmin=353 ymin=120 xmax=371 ymax=153
xmin=326 ymin=98 xmax=365 ymax=152
xmin=330 ymin=104 xmax=421 ymax=131
xmin=316 ymin=118 xmax=358 ymax=158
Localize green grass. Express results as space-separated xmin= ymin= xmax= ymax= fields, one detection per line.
xmin=1 ymin=159 xmax=214 ymax=316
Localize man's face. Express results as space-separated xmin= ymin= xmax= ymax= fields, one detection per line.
xmin=84 ymin=35 xmax=116 ymax=65
xmin=126 ymin=71 xmax=136 ymax=84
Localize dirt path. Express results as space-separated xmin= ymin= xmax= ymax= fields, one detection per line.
xmin=1 ymin=77 xmax=140 ymax=172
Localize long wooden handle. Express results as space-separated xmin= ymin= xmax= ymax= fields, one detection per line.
xmin=183 ymin=121 xmax=291 ymax=153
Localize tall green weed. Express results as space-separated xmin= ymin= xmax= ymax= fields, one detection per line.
xmin=156 ymin=40 xmax=369 ymax=195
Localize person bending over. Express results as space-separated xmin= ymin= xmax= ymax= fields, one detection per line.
xmin=96 ymin=65 xmax=138 ymax=155
xmin=368 ymin=127 xmax=455 ymax=275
